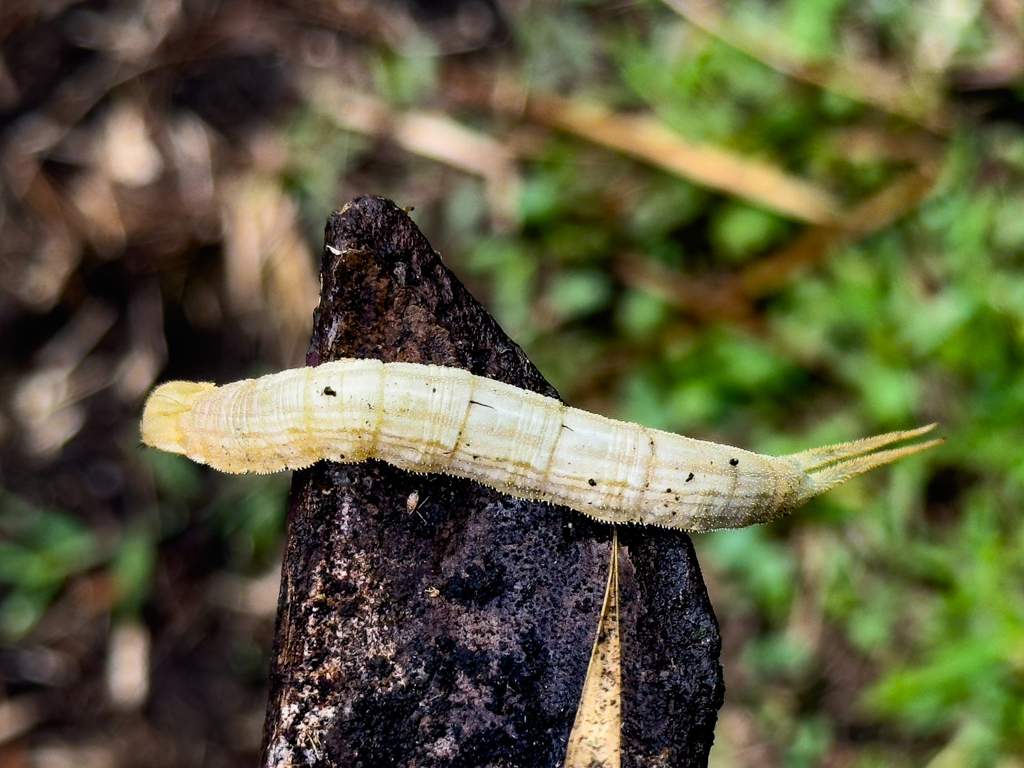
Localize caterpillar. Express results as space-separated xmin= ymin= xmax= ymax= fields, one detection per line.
xmin=140 ymin=360 xmax=941 ymax=532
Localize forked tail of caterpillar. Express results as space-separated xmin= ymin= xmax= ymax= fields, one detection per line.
xmin=140 ymin=361 xmax=943 ymax=531
xmin=787 ymin=424 xmax=942 ymax=506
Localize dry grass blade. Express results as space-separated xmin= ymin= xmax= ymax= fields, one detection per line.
xmin=616 ymin=158 xmax=941 ymax=326
xmin=304 ymin=74 xmax=521 ymax=231
xmin=13 ymin=300 xmax=118 ymax=457
xmin=0 ymin=695 xmax=44 ymax=746
xmin=613 ymin=255 xmax=759 ymax=327
xmin=564 ymin=531 xmax=621 ymax=768
xmin=0 ymin=164 xmax=84 ymax=312
xmin=222 ymin=175 xmax=320 ymax=367
xmin=526 ymin=93 xmax=842 ymax=224
xmin=741 ymin=161 xmax=941 ymax=296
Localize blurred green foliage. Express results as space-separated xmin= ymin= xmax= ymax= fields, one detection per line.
xmin=0 ymin=494 xmax=104 ymax=638
xmin=149 ymin=451 xmax=290 ymax=573
xmin=0 ymin=451 xmax=288 ymax=640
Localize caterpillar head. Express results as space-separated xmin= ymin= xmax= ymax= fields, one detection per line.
xmin=141 ymin=381 xmax=216 ymax=454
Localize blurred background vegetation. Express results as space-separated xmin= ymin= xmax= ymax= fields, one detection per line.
xmin=1 ymin=0 xmax=1022 ymax=765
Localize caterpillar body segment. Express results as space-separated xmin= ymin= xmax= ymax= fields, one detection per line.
xmin=141 ymin=360 xmax=941 ymax=532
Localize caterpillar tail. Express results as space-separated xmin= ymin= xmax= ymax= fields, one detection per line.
xmin=786 ymin=424 xmax=942 ymax=506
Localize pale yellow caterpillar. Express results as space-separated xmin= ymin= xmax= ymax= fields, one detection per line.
xmin=140 ymin=360 xmax=941 ymax=532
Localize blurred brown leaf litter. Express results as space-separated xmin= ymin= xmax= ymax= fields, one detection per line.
xmin=0 ymin=0 xmax=1017 ymax=765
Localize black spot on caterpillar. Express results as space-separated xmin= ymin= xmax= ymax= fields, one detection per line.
xmin=140 ymin=360 xmax=942 ymax=531
xmin=323 ymin=387 xmax=337 ymax=397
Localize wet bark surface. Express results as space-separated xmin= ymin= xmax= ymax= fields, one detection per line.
xmin=260 ymin=196 xmax=723 ymax=767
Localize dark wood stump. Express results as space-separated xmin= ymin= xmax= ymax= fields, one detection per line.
xmin=260 ymin=196 xmax=724 ymax=767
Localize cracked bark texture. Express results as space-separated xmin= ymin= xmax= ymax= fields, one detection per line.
xmin=260 ymin=196 xmax=724 ymax=767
